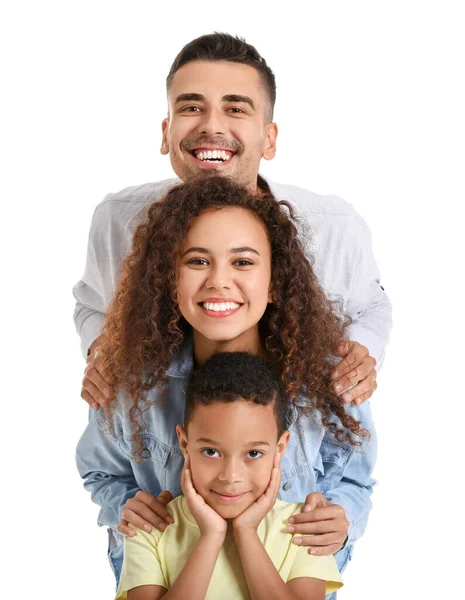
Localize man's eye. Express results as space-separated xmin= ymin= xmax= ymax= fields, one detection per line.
xmin=246 ymin=450 xmax=263 ymax=460
xmin=228 ymin=107 xmax=245 ymax=114
xmin=182 ymin=106 xmax=201 ymax=112
xmin=202 ymin=448 xmax=220 ymax=458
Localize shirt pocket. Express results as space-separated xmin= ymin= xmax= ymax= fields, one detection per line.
xmin=118 ymin=433 xmax=171 ymax=490
xmin=315 ymin=437 xmax=352 ymax=494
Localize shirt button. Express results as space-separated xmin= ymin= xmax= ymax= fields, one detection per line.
xmin=283 ymin=482 xmax=292 ymax=491
xmin=140 ymin=448 xmax=151 ymax=458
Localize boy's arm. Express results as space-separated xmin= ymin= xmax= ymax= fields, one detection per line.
xmin=120 ymin=532 xmax=223 ymax=600
xmin=234 ymin=528 xmax=325 ymax=600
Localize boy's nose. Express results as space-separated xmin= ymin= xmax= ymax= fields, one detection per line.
xmin=218 ymin=458 xmax=244 ymax=484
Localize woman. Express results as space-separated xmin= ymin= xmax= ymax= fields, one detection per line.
xmin=76 ymin=176 xmax=376 ymax=594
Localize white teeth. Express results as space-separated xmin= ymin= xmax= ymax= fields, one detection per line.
xmin=203 ymin=302 xmax=240 ymax=312
xmin=194 ymin=149 xmax=232 ymax=162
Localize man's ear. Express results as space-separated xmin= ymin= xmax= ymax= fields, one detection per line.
xmin=176 ymin=424 xmax=188 ymax=457
xmin=277 ymin=429 xmax=290 ymax=457
xmin=262 ymin=122 xmax=278 ymax=161
xmin=160 ymin=118 xmax=170 ymax=155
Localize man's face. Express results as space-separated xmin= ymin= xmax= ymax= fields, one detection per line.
xmin=177 ymin=400 xmax=289 ymax=519
xmin=161 ymin=60 xmax=278 ymax=191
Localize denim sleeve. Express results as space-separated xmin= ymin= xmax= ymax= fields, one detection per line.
xmin=317 ymin=403 xmax=378 ymax=545
xmin=75 ymin=410 xmax=142 ymax=531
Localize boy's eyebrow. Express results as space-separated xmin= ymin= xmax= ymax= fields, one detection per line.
xmin=195 ymin=437 xmax=271 ymax=447
xmin=182 ymin=246 xmax=260 ymax=257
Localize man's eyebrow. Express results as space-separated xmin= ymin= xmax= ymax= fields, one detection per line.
xmin=222 ymin=94 xmax=255 ymax=110
xmin=175 ymin=93 xmax=205 ymax=104
xmin=182 ymin=247 xmax=260 ymax=257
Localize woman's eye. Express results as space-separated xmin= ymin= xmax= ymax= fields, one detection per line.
xmin=246 ymin=450 xmax=263 ymax=460
xmin=202 ymin=448 xmax=220 ymax=458
xmin=188 ymin=258 xmax=208 ymax=266
xmin=234 ymin=259 xmax=253 ymax=267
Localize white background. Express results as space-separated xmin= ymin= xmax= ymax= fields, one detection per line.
xmin=1 ymin=1 xmax=464 ymax=598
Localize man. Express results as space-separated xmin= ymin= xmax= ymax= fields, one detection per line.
xmin=74 ymin=32 xmax=391 ymax=594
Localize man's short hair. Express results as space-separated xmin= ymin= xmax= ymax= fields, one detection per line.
xmin=185 ymin=352 xmax=287 ymax=436
xmin=167 ymin=32 xmax=276 ymax=121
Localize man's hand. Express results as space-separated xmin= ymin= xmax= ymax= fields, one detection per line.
xmin=118 ymin=490 xmax=174 ymax=536
xmin=331 ymin=341 xmax=377 ymax=405
xmin=182 ymin=456 xmax=227 ymax=539
xmin=81 ymin=336 xmax=113 ymax=410
xmin=287 ymin=492 xmax=349 ymax=555
xmin=233 ymin=452 xmax=281 ymax=533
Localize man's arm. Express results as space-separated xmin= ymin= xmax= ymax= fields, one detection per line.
xmin=345 ymin=218 xmax=392 ymax=370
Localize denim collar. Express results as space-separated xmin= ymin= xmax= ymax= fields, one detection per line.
xmin=165 ymin=332 xmax=195 ymax=378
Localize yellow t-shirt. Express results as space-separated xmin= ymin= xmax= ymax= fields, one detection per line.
xmin=116 ymin=497 xmax=343 ymax=599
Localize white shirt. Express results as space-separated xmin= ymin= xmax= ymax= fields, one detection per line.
xmin=73 ymin=176 xmax=392 ymax=364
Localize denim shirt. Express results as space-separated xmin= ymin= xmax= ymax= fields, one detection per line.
xmin=76 ymin=338 xmax=377 ymax=555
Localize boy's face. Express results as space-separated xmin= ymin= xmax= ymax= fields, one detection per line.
xmin=176 ymin=399 xmax=289 ymax=519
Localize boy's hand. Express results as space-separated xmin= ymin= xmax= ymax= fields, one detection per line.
xmin=331 ymin=341 xmax=377 ymax=405
xmin=182 ymin=456 xmax=227 ymax=539
xmin=287 ymin=492 xmax=349 ymax=555
xmin=118 ymin=490 xmax=174 ymax=536
xmin=233 ymin=452 xmax=281 ymax=532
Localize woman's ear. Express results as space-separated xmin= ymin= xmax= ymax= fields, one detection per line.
xmin=176 ymin=424 xmax=189 ymax=458
xmin=277 ymin=430 xmax=290 ymax=457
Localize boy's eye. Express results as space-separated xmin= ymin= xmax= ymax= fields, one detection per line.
xmin=246 ymin=450 xmax=263 ymax=460
xmin=202 ymin=448 xmax=220 ymax=458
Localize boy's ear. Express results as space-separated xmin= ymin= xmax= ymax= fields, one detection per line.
xmin=176 ymin=424 xmax=189 ymax=458
xmin=277 ymin=430 xmax=290 ymax=457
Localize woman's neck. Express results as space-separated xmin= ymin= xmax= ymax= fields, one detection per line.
xmin=193 ymin=329 xmax=268 ymax=366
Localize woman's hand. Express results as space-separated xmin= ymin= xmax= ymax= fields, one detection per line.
xmin=182 ymin=455 xmax=227 ymax=540
xmin=232 ymin=452 xmax=281 ymax=533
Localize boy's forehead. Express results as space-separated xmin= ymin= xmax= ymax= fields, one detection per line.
xmin=188 ymin=400 xmax=278 ymax=443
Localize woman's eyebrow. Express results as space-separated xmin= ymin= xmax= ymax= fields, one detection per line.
xmin=182 ymin=246 xmax=209 ymax=257
xmin=182 ymin=246 xmax=260 ymax=257
xmin=231 ymin=247 xmax=260 ymax=256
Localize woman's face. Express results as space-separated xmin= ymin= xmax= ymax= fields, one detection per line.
xmin=177 ymin=207 xmax=272 ymax=355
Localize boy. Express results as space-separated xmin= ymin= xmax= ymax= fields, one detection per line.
xmin=116 ymin=353 xmax=343 ymax=600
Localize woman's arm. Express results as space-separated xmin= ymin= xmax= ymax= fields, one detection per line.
xmin=234 ymin=528 xmax=325 ymax=600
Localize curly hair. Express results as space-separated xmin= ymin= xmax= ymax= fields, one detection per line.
xmin=100 ymin=176 xmax=367 ymax=453
xmin=185 ymin=352 xmax=288 ymax=437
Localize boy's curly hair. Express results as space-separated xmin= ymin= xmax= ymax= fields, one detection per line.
xmin=100 ymin=176 xmax=367 ymax=454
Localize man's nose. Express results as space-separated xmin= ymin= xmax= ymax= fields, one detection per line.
xmin=196 ymin=107 xmax=226 ymax=137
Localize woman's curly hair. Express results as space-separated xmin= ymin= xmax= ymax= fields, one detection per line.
xmin=100 ymin=176 xmax=368 ymax=453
